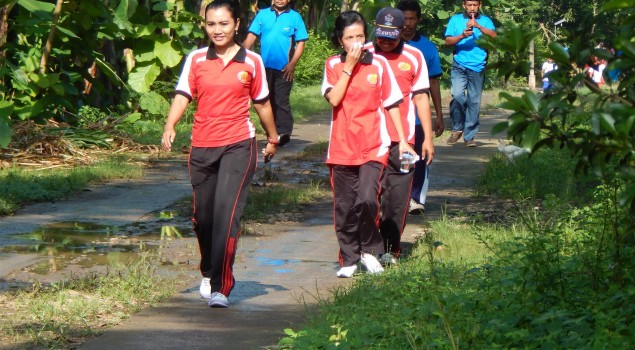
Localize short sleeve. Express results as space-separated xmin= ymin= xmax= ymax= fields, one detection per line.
xmin=293 ymin=13 xmax=309 ymax=41
xmin=411 ymin=49 xmax=430 ymax=92
xmin=247 ymin=11 xmax=263 ymax=36
xmin=444 ymin=16 xmax=461 ymax=37
xmin=175 ymin=50 xmax=201 ymax=100
xmin=249 ymin=54 xmax=269 ymax=102
xmin=321 ymin=57 xmax=337 ymax=97
xmin=426 ymin=48 xmax=442 ymax=78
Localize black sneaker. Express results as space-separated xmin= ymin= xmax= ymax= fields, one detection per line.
xmin=278 ymin=134 xmax=291 ymax=146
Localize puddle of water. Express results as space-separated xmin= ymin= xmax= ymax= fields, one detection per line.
xmin=0 ymin=221 xmax=191 ymax=275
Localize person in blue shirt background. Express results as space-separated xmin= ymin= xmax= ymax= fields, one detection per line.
xmin=444 ymin=0 xmax=496 ymax=147
xmin=397 ymin=0 xmax=444 ymax=213
xmin=244 ymin=0 xmax=308 ymax=146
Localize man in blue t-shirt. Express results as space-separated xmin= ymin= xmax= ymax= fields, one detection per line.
xmin=444 ymin=0 xmax=496 ymax=147
xmin=397 ymin=0 xmax=444 ymax=213
xmin=244 ymin=0 xmax=308 ymax=146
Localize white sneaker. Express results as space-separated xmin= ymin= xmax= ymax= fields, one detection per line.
xmin=208 ymin=292 xmax=229 ymax=308
xmin=360 ymin=253 xmax=384 ymax=274
xmin=380 ymin=253 xmax=397 ymax=266
xmin=409 ymin=199 xmax=425 ymax=214
xmin=336 ymin=265 xmax=358 ymax=278
xmin=199 ymin=278 xmax=211 ymax=299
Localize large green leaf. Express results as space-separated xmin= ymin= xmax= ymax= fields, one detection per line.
xmin=437 ymin=10 xmax=450 ymax=20
xmin=17 ymin=0 xmax=54 ymax=19
xmin=603 ymin=0 xmax=635 ymax=10
xmin=55 ymin=25 xmax=80 ymax=39
xmin=128 ymin=63 xmax=161 ymax=93
xmin=591 ymin=112 xmax=617 ymax=134
xmin=134 ymin=40 xmax=157 ymax=63
xmin=114 ymin=0 xmax=138 ymax=21
xmin=548 ymin=42 xmax=570 ymax=63
xmin=139 ymin=91 xmax=169 ymax=115
xmin=521 ymin=121 xmax=541 ymax=152
xmin=0 ymin=100 xmax=15 ymax=119
xmin=94 ymin=56 xmax=126 ymax=88
xmin=0 ymin=119 xmax=11 ymax=148
xmin=154 ymin=40 xmax=182 ymax=68
xmin=113 ymin=0 xmax=138 ymax=31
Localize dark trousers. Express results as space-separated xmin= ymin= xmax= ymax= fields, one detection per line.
xmin=411 ymin=125 xmax=429 ymax=204
xmin=266 ymin=68 xmax=294 ymax=135
xmin=380 ymin=143 xmax=415 ymax=256
xmin=189 ymin=138 xmax=257 ymax=297
xmin=330 ymin=162 xmax=385 ymax=267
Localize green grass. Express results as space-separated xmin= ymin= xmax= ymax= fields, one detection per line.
xmin=123 ymin=119 xmax=194 ymax=150
xmin=244 ymin=181 xmax=330 ymax=221
xmin=0 ymin=156 xmax=145 ymax=216
xmin=278 ymin=137 xmax=635 ymax=349
xmin=284 ymin=140 xmax=329 ymax=161
xmin=476 ymin=146 xmax=594 ymax=204
xmin=279 ymin=219 xmax=530 ymax=349
xmin=0 ymin=254 xmax=179 ymax=348
xmin=289 ymin=85 xmax=331 ymax=121
xmin=250 ymin=84 xmax=331 ymax=134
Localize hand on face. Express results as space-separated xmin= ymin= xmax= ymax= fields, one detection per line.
xmin=347 ymin=41 xmax=364 ymax=56
xmin=340 ymin=22 xmax=366 ymax=71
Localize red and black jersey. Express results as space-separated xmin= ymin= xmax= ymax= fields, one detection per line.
xmin=367 ymin=41 xmax=430 ymax=143
xmin=175 ymin=46 xmax=269 ymax=147
xmin=321 ymin=50 xmax=403 ymax=166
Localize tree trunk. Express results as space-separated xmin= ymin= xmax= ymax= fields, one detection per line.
xmin=528 ymin=40 xmax=536 ymax=90
xmin=40 ymin=0 xmax=64 ymax=74
xmin=0 ymin=4 xmax=14 ymax=52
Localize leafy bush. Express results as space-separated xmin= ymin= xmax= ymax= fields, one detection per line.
xmin=294 ymin=31 xmax=337 ymax=86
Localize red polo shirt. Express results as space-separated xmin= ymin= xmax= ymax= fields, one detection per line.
xmin=175 ymin=46 xmax=269 ymax=147
xmin=367 ymin=41 xmax=429 ymax=143
xmin=321 ymin=51 xmax=403 ymax=166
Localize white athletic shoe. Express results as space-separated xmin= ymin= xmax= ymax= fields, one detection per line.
xmin=409 ymin=199 xmax=425 ymax=214
xmin=360 ymin=253 xmax=384 ymax=274
xmin=199 ymin=278 xmax=211 ymax=299
xmin=380 ymin=252 xmax=398 ymax=266
xmin=336 ymin=265 xmax=358 ymax=278
xmin=208 ymin=292 xmax=229 ymax=308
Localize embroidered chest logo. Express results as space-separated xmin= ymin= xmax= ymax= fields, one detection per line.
xmin=237 ymin=71 xmax=250 ymax=84
xmin=398 ymin=62 xmax=411 ymax=71
xmin=367 ymin=73 xmax=378 ymax=85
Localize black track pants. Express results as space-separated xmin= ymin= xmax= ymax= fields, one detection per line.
xmin=330 ymin=162 xmax=385 ymax=267
xmin=188 ymin=138 xmax=257 ymax=297
xmin=266 ymin=68 xmax=294 ymax=135
xmin=380 ymin=143 xmax=414 ymax=256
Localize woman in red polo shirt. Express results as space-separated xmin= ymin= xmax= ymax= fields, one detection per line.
xmin=321 ymin=11 xmax=415 ymax=278
xmin=161 ymin=0 xmax=278 ymax=308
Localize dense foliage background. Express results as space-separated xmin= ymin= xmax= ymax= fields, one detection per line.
xmin=0 ymin=0 xmax=625 ymax=148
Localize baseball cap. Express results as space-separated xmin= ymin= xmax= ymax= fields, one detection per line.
xmin=375 ymin=7 xmax=404 ymax=40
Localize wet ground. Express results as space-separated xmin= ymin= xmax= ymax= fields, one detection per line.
xmin=0 ymin=102 xmax=508 ymax=349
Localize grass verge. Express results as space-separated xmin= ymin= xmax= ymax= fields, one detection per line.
xmin=0 ymin=254 xmax=179 ymax=348
xmin=0 ymin=156 xmax=145 ymax=216
xmin=244 ymin=181 xmax=331 ymax=222
xmin=278 ymin=138 xmax=634 ymax=348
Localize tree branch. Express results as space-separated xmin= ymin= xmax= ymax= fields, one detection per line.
xmin=40 ymin=0 xmax=64 ymax=74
